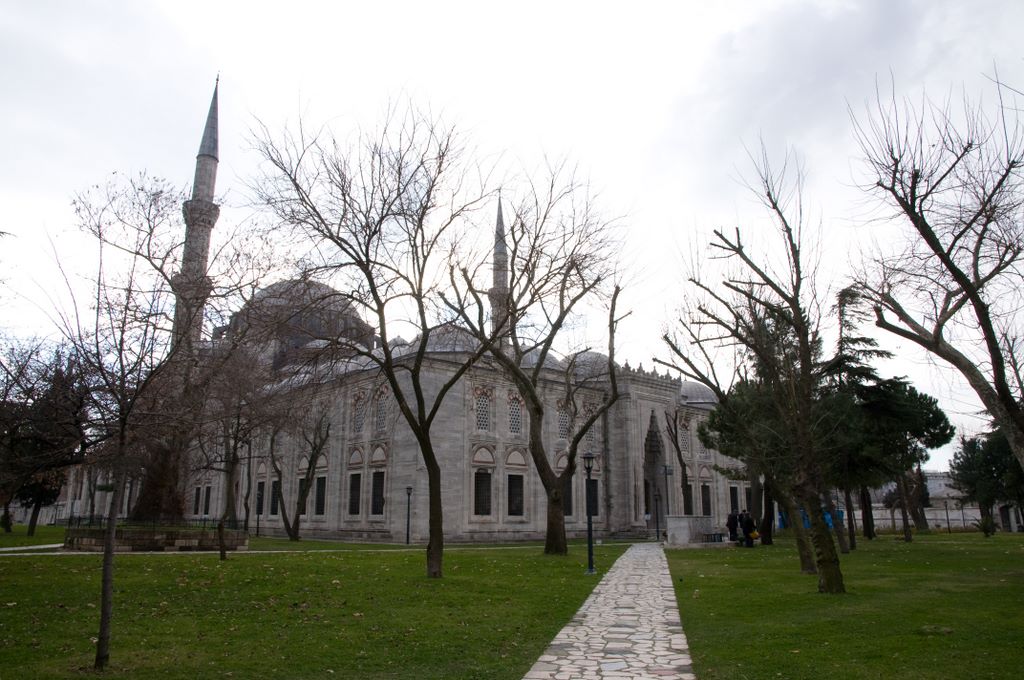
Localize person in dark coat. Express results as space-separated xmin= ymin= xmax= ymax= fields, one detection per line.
xmin=726 ymin=511 xmax=739 ymax=541
xmin=741 ymin=510 xmax=756 ymax=548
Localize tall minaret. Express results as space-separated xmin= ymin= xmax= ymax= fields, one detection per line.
xmin=487 ymin=197 xmax=510 ymax=340
xmin=173 ymin=80 xmax=221 ymax=351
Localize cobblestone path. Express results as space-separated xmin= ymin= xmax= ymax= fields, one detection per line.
xmin=523 ymin=542 xmax=697 ymax=679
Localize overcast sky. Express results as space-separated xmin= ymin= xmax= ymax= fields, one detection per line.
xmin=3 ymin=0 xmax=1023 ymax=469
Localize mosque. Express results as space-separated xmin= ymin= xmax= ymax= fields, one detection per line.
xmin=57 ymin=84 xmax=752 ymax=542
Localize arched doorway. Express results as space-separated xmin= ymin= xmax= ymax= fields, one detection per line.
xmin=642 ymin=411 xmax=667 ymax=537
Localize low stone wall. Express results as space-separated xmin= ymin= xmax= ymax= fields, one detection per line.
xmin=64 ymin=527 xmax=249 ymax=552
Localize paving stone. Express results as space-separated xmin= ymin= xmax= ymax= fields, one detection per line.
xmin=521 ymin=543 xmax=697 ymax=679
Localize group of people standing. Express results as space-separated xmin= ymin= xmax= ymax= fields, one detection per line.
xmin=726 ymin=509 xmax=758 ymax=547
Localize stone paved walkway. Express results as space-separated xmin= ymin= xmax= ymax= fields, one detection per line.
xmin=523 ymin=543 xmax=696 ymax=679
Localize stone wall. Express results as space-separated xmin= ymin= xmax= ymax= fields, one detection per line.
xmin=64 ymin=527 xmax=249 ymax=552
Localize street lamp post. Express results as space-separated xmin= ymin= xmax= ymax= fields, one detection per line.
xmin=654 ymin=491 xmax=662 ymax=543
xmin=662 ymin=465 xmax=673 ymax=515
xmin=405 ymin=486 xmax=413 ymax=545
xmin=583 ymin=453 xmax=596 ymax=575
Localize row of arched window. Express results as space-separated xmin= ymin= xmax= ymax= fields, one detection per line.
xmin=470 ymin=447 xmax=602 ymax=520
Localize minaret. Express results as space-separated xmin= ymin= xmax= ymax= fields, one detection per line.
xmin=487 ymin=197 xmax=510 ymax=340
xmin=173 ymin=80 xmax=221 ymax=351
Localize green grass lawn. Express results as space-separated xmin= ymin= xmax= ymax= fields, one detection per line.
xmin=666 ymin=532 xmax=1024 ymax=680
xmin=0 ymin=524 xmax=66 ymax=548
xmin=0 ymin=542 xmax=627 ymax=679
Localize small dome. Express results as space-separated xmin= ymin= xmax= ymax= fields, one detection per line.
xmin=521 ymin=347 xmax=566 ymax=370
xmin=401 ymin=323 xmax=480 ymax=355
xmin=572 ymin=351 xmax=613 ymax=380
xmin=679 ymin=381 xmax=718 ymax=407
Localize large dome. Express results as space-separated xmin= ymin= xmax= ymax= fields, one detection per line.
xmin=249 ymin=279 xmax=352 ymax=314
xmin=228 ymin=279 xmax=375 ymax=367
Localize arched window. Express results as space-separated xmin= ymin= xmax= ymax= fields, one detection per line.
xmin=347 ymin=449 xmax=364 ymax=516
xmin=507 ymin=391 xmax=523 ymax=435
xmin=474 ymin=387 xmax=492 ymax=432
xmin=255 ymin=463 xmax=267 ymax=517
xmin=369 ymin=447 xmax=387 ymax=516
xmin=472 ymin=447 xmax=495 ymax=517
xmin=374 ymin=390 xmax=389 ymax=433
xmin=557 ymin=403 xmax=570 ymax=439
xmin=474 ymin=469 xmax=492 ymax=516
xmin=584 ymin=404 xmax=597 ymax=445
xmin=506 ymin=450 xmax=528 ymax=518
xmin=352 ymin=390 xmax=367 ymax=434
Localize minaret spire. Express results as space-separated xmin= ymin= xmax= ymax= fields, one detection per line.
xmin=173 ymin=80 xmax=222 ymax=351
xmin=191 ymin=78 xmax=219 ymax=202
xmin=488 ymin=195 xmax=511 ymax=340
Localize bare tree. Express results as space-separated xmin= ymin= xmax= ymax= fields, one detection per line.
xmin=663 ymin=409 xmax=694 ymax=515
xmin=252 ymin=107 xmax=495 ymax=578
xmin=58 ymin=176 xmax=187 ymax=670
xmin=852 ymin=78 xmax=1024 ymax=469
xmin=449 ymin=165 xmax=623 ymax=555
xmin=60 ymin=173 xmax=265 ymax=666
xmin=266 ymin=398 xmax=331 ymax=541
xmin=659 ymin=150 xmax=846 ymax=593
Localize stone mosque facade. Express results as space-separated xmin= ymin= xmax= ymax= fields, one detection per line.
xmin=56 ymin=85 xmax=752 ymax=542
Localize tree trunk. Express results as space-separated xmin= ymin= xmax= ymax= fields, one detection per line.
xmin=273 ymin=473 xmax=299 ymax=541
xmin=1 ymin=501 xmax=12 ymax=533
xmin=27 ymin=501 xmax=42 ymax=537
xmin=824 ymin=492 xmax=849 ymax=554
xmin=781 ymin=493 xmax=816 ymax=574
xmin=242 ymin=442 xmax=253 ymax=532
xmin=896 ymin=475 xmax=913 ymax=543
xmin=130 ymin=445 xmax=185 ymax=521
xmin=222 ymin=455 xmax=239 ymax=525
xmin=798 ymin=487 xmax=845 ymax=593
xmin=424 ymin=452 xmax=444 ymax=578
xmin=908 ymin=469 xmax=930 ymax=532
xmin=217 ymin=519 xmax=227 ymax=561
xmin=859 ymin=485 xmax=876 ymax=540
xmin=759 ymin=485 xmax=774 ymax=545
xmin=544 ymin=484 xmax=568 ymax=555
xmin=87 ymin=472 xmax=96 ymax=518
xmin=94 ymin=469 xmax=126 ymax=671
xmin=750 ymin=476 xmax=764 ymax=524
xmin=843 ymin=488 xmax=857 ymax=551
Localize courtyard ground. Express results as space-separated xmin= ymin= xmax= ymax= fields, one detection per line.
xmin=666 ymin=531 xmax=1024 ymax=680
xmin=0 ymin=527 xmax=627 ymax=679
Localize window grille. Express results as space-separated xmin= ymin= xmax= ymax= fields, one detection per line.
xmin=315 ymin=476 xmax=327 ymax=515
xmin=348 ymin=474 xmax=361 ymax=515
xmin=557 ymin=406 xmax=570 ymax=439
xmin=474 ymin=469 xmax=492 ymax=516
xmin=475 ymin=394 xmax=491 ymax=431
xmin=353 ymin=395 xmax=366 ymax=433
xmin=374 ymin=396 xmax=388 ymax=433
xmin=507 ymin=474 xmax=524 ymax=516
xmin=371 ymin=471 xmax=386 ymax=515
xmin=700 ymin=483 xmax=712 ymax=516
xmin=270 ymin=480 xmax=281 ymax=516
xmin=298 ymin=478 xmax=308 ymax=515
xmin=509 ymin=397 xmax=522 ymax=435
